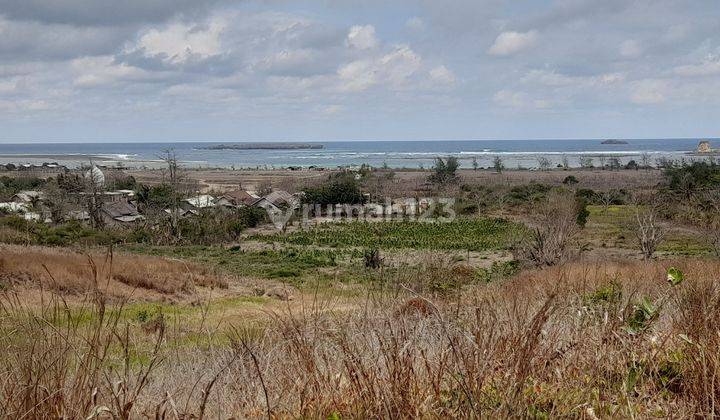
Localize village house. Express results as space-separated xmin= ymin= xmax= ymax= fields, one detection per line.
xmin=12 ymin=190 xmax=45 ymax=204
xmin=103 ymin=189 xmax=136 ymax=203
xmin=215 ymin=190 xmax=262 ymax=208
xmin=263 ymin=190 xmax=300 ymax=210
xmin=0 ymin=202 xmax=29 ymax=213
xmin=100 ymin=201 xmax=145 ymax=226
xmin=181 ymin=195 xmax=215 ymax=211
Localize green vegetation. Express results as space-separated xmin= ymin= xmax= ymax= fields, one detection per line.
xmin=475 ymin=260 xmax=520 ymax=283
xmin=505 ymin=183 xmax=552 ymax=205
xmin=302 ymin=175 xmax=366 ymax=206
xmin=0 ymin=216 xmax=123 ymax=246
xmin=428 ymin=156 xmax=460 ymax=184
xmin=582 ymin=205 xmax=711 ymax=255
xmin=665 ymin=161 xmax=720 ymax=196
xmin=0 ymin=175 xmax=46 ymax=200
xmin=126 ymin=245 xmax=342 ymax=285
xmin=253 ymin=218 xmax=526 ymax=251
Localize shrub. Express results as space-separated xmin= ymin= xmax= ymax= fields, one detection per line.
xmin=505 ymin=183 xmax=552 ymax=206
xmin=302 ymin=178 xmax=366 ymax=206
xmin=428 ymin=157 xmax=460 ymax=184
xmin=665 ymin=162 xmax=720 ymax=197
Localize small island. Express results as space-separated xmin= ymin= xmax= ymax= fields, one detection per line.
xmin=696 ymin=140 xmax=719 ymax=154
xmin=601 ymin=139 xmax=628 ymax=145
xmin=202 ymin=143 xmax=324 ymax=150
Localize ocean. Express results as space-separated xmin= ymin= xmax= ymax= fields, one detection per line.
xmin=0 ymin=139 xmax=716 ymax=169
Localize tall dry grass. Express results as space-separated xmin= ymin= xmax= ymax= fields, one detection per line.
xmin=2 ymin=256 xmax=720 ymax=418
xmin=0 ymin=245 xmax=227 ymax=300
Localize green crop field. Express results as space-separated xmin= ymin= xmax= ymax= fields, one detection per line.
xmin=252 ymin=218 xmax=526 ymax=251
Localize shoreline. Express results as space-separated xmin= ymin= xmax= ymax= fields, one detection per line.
xmin=0 ymin=148 xmax=714 ymax=171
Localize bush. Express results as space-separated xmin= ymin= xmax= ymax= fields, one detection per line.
xmin=505 ymin=183 xmax=552 ymax=205
xmin=428 ymin=157 xmax=460 ymax=184
xmin=0 ymin=216 xmax=124 ymax=246
xmin=576 ymin=198 xmax=590 ymax=227
xmin=302 ymin=178 xmax=366 ymax=206
xmin=665 ymin=162 xmax=720 ymax=196
xmin=177 ymin=207 xmax=268 ymax=245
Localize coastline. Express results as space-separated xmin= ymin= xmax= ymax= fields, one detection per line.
xmin=0 ymin=138 xmax=714 ymax=170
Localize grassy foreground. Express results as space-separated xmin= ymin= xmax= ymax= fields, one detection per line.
xmin=2 ymin=248 xmax=720 ymax=417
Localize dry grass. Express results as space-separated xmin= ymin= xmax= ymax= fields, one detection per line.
xmin=2 ymin=253 xmax=720 ymax=418
xmin=0 ymin=244 xmax=228 ymax=301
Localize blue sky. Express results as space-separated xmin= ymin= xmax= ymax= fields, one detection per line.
xmin=0 ymin=0 xmax=718 ymax=143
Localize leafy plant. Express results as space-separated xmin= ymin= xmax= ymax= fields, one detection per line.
xmin=583 ymin=281 xmax=622 ymax=305
xmin=625 ymin=297 xmax=658 ymax=335
xmin=667 ymin=267 xmax=684 ymax=286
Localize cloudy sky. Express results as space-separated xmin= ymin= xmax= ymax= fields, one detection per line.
xmin=1 ymin=0 xmax=718 ymax=143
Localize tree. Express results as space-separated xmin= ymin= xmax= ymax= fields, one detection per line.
xmin=597 ymin=189 xmax=622 ymax=212
xmin=598 ymin=156 xmax=607 ymax=170
xmin=81 ymin=163 xmax=105 ymax=228
xmin=514 ymin=192 xmax=582 ymax=267
xmin=579 ymin=156 xmax=594 ymax=169
xmin=43 ymin=179 xmax=69 ymax=223
xmin=561 ymin=155 xmax=569 ymax=169
xmin=159 ymin=150 xmax=185 ymax=239
xmin=492 ymin=156 xmax=504 ymax=174
xmin=701 ymin=189 xmax=720 ymax=257
xmin=634 ymin=204 xmax=666 ymax=260
xmin=607 ymin=157 xmax=621 ymax=170
xmin=302 ymin=178 xmax=366 ymax=206
xmin=428 ymin=157 xmax=460 ymax=184
xmin=537 ymin=156 xmax=551 ymax=171
xmin=625 ymin=160 xmax=639 ymax=170
xmin=665 ymin=161 xmax=720 ymax=198
xmin=640 ymin=153 xmax=651 ymax=170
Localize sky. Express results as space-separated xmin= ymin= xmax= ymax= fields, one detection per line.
xmin=0 ymin=0 xmax=719 ymax=143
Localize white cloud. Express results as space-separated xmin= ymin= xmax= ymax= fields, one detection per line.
xmin=488 ymin=30 xmax=538 ymax=56
xmin=321 ymin=104 xmax=343 ymax=115
xmin=134 ymin=19 xmax=226 ymax=63
xmin=674 ymin=54 xmax=720 ymax=77
xmin=429 ymin=65 xmax=456 ymax=85
xmin=619 ymin=39 xmax=642 ymax=58
xmin=405 ymin=17 xmax=425 ymax=31
xmin=380 ymin=45 xmax=422 ymax=85
xmin=338 ymin=45 xmax=422 ymax=92
xmin=493 ymin=90 xmax=551 ymax=109
xmin=346 ymin=25 xmax=378 ymax=50
xmin=522 ymin=69 xmax=625 ymax=87
xmin=630 ymin=79 xmax=667 ymax=104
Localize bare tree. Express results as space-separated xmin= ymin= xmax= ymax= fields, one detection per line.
xmin=702 ymin=189 xmax=720 ymax=257
xmin=579 ymin=156 xmax=594 ymax=169
xmin=82 ymin=163 xmax=105 ymax=228
xmin=598 ymin=155 xmax=607 ymax=170
xmin=640 ymin=152 xmax=651 ymax=170
xmin=493 ymin=156 xmax=505 ymax=173
xmin=515 ymin=192 xmax=581 ymax=266
xmin=633 ymin=201 xmax=666 ymax=260
xmin=159 ymin=150 xmax=185 ymax=239
xmin=537 ymin=156 xmax=551 ymax=171
xmin=607 ymin=157 xmax=621 ymax=170
xmin=43 ymin=179 xmax=70 ymax=223
xmin=597 ymin=189 xmax=621 ymax=213
xmin=561 ymin=154 xmax=569 ymax=169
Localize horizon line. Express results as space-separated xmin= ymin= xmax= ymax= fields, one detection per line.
xmin=0 ymin=137 xmax=717 ymax=145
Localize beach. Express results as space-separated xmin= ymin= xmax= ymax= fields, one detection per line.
xmin=0 ymin=139 xmax=715 ymax=170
